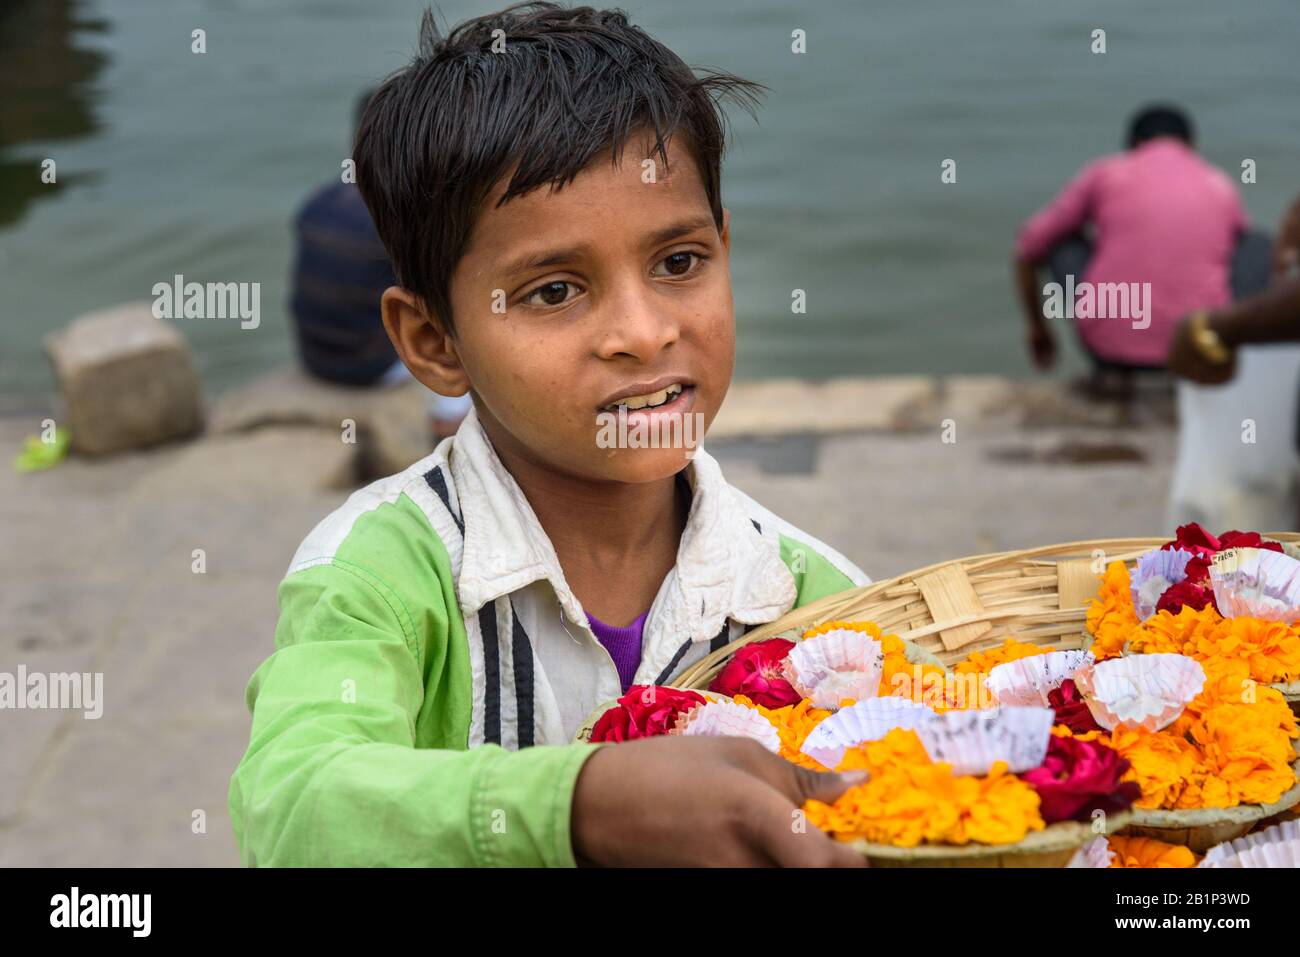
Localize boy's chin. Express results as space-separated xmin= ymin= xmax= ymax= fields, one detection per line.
xmin=587 ymin=447 xmax=701 ymax=485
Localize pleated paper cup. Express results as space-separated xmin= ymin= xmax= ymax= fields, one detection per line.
xmin=781 ymin=628 xmax=884 ymax=710
xmin=672 ymin=699 xmax=780 ymax=753
xmin=1198 ymin=819 xmax=1300 ymax=868
xmin=1073 ymin=653 xmax=1205 ymax=732
xmin=799 ymin=697 xmax=936 ymax=771
xmin=1210 ymin=547 xmax=1300 ymax=623
xmin=1066 ymin=836 xmax=1116 ymax=868
xmin=1131 ymin=547 xmax=1195 ymax=621
xmin=914 ymin=705 xmax=1055 ymax=776
xmin=985 ymin=650 xmax=1095 ymax=707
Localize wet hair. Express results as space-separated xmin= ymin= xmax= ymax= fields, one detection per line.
xmin=1126 ymin=105 xmax=1194 ymax=149
xmin=353 ymin=88 xmax=377 ymax=141
xmin=353 ymin=2 xmax=762 ymax=331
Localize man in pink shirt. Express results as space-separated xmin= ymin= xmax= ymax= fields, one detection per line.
xmin=1014 ymin=106 xmax=1248 ymax=388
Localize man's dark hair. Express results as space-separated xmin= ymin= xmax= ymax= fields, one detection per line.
xmin=353 ymin=2 xmax=762 ymax=330
xmin=1126 ymin=105 xmax=1194 ymax=149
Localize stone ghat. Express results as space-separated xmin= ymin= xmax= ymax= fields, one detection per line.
xmin=23 ymin=300 xmax=1175 ymax=483
xmin=202 ymin=366 xmax=1175 ymax=483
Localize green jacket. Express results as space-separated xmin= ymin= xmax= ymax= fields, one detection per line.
xmin=229 ymin=409 xmax=867 ymax=866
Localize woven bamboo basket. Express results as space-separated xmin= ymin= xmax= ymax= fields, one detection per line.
xmin=671 ymin=535 xmax=1300 ymax=705
xmin=1124 ymin=760 xmax=1300 ymax=853
xmin=668 ymin=535 xmax=1300 ymax=862
xmin=853 ymin=812 xmax=1132 ymax=868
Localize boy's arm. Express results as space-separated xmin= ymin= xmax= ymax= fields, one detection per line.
xmin=228 ymin=560 xmax=601 ymax=867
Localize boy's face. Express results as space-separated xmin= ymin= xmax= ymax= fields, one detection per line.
xmin=445 ymin=132 xmax=734 ymax=485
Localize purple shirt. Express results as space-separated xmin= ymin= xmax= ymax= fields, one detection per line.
xmin=586 ymin=609 xmax=647 ymax=693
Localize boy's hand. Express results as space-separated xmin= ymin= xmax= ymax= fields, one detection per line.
xmin=571 ymin=736 xmax=869 ymax=867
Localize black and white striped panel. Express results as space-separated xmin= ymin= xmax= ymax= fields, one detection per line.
xmin=422 ymin=464 xmax=537 ymax=751
xmin=466 ymin=595 xmax=540 ymax=751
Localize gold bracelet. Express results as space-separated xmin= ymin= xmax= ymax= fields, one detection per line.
xmin=1188 ymin=311 xmax=1232 ymax=365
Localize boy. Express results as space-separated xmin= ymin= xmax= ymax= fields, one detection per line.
xmin=229 ymin=2 xmax=868 ymax=867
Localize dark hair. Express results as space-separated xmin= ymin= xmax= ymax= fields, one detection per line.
xmin=353 ymin=2 xmax=762 ymax=330
xmin=1126 ymin=105 xmax=1194 ymax=149
xmin=353 ymin=88 xmax=377 ymax=142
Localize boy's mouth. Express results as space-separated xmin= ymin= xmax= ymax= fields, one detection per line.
xmin=599 ymin=380 xmax=690 ymax=413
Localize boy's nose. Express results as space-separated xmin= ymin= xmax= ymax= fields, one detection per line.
xmin=597 ymin=287 xmax=682 ymax=361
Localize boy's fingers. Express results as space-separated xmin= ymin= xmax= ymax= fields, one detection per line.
xmin=723 ymin=745 xmax=868 ymax=867
xmin=738 ymin=741 xmax=867 ymax=806
xmin=794 ymin=764 xmax=869 ymax=805
xmin=740 ymin=784 xmax=866 ymax=868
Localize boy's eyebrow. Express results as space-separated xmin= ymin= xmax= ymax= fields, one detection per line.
xmin=499 ymin=215 xmax=717 ymax=278
xmin=643 ymin=215 xmax=717 ymax=249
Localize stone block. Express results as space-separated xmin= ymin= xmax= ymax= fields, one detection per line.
xmin=44 ymin=302 xmax=203 ymax=457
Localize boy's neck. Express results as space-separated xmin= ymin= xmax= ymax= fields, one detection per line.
xmin=482 ymin=424 xmax=690 ymax=626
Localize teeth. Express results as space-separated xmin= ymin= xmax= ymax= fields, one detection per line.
xmin=608 ymin=383 xmax=682 ymax=411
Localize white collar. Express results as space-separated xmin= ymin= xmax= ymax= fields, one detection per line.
xmin=447 ymin=406 xmax=796 ymax=657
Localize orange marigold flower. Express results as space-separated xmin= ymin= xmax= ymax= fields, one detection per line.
xmin=732 ymin=694 xmax=832 ymax=770
xmin=1110 ymin=573 xmax=1300 ymax=685
xmin=1201 ymin=615 xmax=1300 ymax=685
xmin=1086 ymin=561 xmax=1140 ymax=659
xmin=952 ymin=638 xmax=1053 ymax=675
xmin=882 ymin=654 xmax=959 ymax=711
xmin=804 ymin=730 xmax=1045 ymax=847
xmin=1128 ymin=604 xmax=1222 ymax=658
xmin=803 ymin=620 xmax=884 ymax=640
xmin=1107 ymin=726 xmax=1202 ymax=809
xmin=1052 ymin=724 xmax=1108 ymax=742
xmin=1080 ymin=557 xmax=1300 ymax=810
xmin=1107 ymin=835 xmax=1199 ymax=868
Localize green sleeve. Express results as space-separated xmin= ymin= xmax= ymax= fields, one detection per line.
xmin=779 ymin=533 xmax=858 ymax=608
xmin=228 ymin=553 xmax=602 ymax=867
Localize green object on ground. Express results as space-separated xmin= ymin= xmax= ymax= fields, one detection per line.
xmin=14 ymin=426 xmax=71 ymax=473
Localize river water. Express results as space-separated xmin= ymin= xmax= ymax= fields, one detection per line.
xmin=2 ymin=0 xmax=1298 ymax=397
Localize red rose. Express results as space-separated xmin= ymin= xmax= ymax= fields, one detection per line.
xmin=1218 ymin=530 xmax=1284 ymax=554
xmin=589 ymin=685 xmax=706 ymax=743
xmin=1047 ymin=678 xmax=1103 ymax=735
xmin=1160 ymin=524 xmax=1282 ymax=584
xmin=1154 ymin=578 xmax=1218 ymax=615
xmin=1164 ymin=522 xmax=1221 ymax=553
xmin=1021 ymin=735 xmax=1141 ymax=823
xmin=1161 ymin=525 xmax=1215 ymax=582
xmin=708 ymin=638 xmax=801 ymax=708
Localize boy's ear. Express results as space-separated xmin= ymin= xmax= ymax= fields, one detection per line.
xmin=380 ymin=286 xmax=470 ymax=396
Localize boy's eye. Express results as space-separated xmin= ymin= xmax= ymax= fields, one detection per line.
xmin=653 ymin=251 xmax=700 ymax=278
xmin=523 ymin=280 xmax=579 ymax=307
